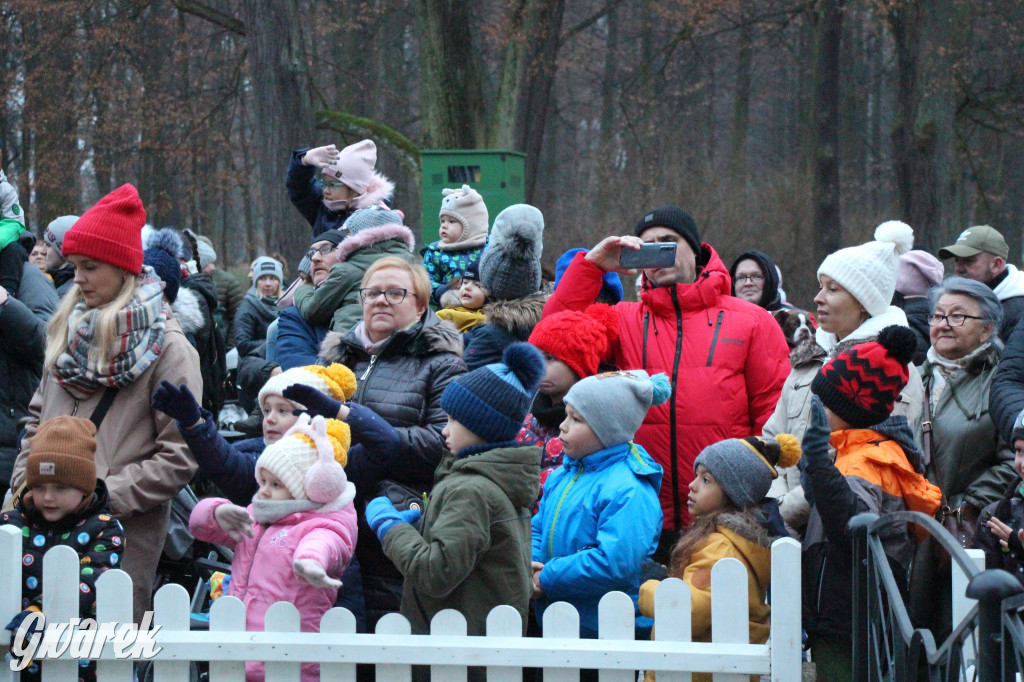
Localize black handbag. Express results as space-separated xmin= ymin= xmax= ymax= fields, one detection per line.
xmin=373 ymin=479 xmax=425 ymax=531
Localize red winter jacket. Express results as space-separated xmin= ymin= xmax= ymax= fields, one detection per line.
xmin=545 ymin=247 xmax=790 ymax=530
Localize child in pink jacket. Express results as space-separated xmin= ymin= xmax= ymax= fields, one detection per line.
xmin=190 ymin=414 xmax=358 ymax=681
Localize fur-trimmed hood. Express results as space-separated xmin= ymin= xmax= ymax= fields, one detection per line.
xmin=482 ymin=292 xmax=549 ymax=337
xmin=171 ymin=286 xmax=206 ymax=335
xmin=334 ymin=222 xmax=415 ymax=262
xmin=318 ymin=310 xmax=463 ymax=365
xmin=717 ymin=509 xmax=774 ymax=548
xmin=350 ymin=172 xmax=395 ymax=211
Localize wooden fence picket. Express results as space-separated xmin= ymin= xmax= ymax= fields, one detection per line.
xmin=208 ymin=595 xmax=246 ymax=682
xmin=543 ymin=601 xmax=581 ymax=682
xmin=374 ymin=612 xmax=412 ymax=682
xmin=42 ymin=544 xmax=80 ymax=681
xmin=152 ymin=582 xmax=191 ymax=682
xmin=769 ymin=538 xmax=801 ymax=682
xmin=710 ymin=558 xmax=749 ymax=682
xmin=429 ymin=609 xmax=468 ymax=682
xmin=598 ymin=591 xmax=637 ymax=682
xmin=95 ymin=569 xmax=134 ymax=681
xmin=319 ymin=607 xmax=357 ymax=681
xmin=485 ymin=605 xmax=523 ymax=682
xmin=263 ymin=601 xmax=301 ymax=682
xmin=0 ymin=526 xmax=22 ymax=682
xmin=653 ymin=577 xmax=691 ymax=682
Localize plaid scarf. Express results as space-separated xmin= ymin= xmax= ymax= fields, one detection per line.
xmin=54 ymin=273 xmax=167 ymax=399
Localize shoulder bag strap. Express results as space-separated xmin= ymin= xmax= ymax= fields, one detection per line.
xmin=90 ymin=388 xmax=119 ymax=430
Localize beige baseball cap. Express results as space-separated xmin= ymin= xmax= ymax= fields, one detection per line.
xmin=938 ymin=225 xmax=1009 ymax=259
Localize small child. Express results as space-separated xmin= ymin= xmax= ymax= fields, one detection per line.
xmin=976 ymin=408 xmax=1024 ymax=580
xmin=365 ymin=342 xmax=544 ymax=645
xmin=637 ymin=433 xmax=800 ymax=682
xmin=1 ymin=417 xmax=125 ymax=682
xmin=152 ymin=363 xmax=359 ymax=506
xmin=799 ymin=325 xmax=941 ymax=680
xmin=422 ymin=184 xmax=489 ymax=306
xmin=531 ymin=370 xmax=665 ymax=641
xmin=189 ymin=414 xmax=358 ymax=682
xmin=0 ymin=159 xmax=27 ymax=296
xmin=519 ymin=303 xmax=620 ymax=499
xmin=435 ymin=259 xmax=489 ymax=333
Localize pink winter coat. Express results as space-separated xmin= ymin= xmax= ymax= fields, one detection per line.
xmin=190 ymin=497 xmax=357 ymax=681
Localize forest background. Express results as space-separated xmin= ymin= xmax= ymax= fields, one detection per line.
xmin=2 ymin=0 xmax=1024 ymax=306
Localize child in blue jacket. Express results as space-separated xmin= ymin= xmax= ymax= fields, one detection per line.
xmin=531 ymin=369 xmax=666 ymax=639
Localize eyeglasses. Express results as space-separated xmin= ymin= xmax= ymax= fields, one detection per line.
xmin=305 ymin=244 xmax=335 ymax=259
xmin=321 ymin=180 xmax=348 ymax=190
xmin=928 ymin=313 xmax=985 ymax=327
xmin=735 ymin=274 xmax=764 ymax=283
xmin=359 ymin=287 xmax=411 ymax=305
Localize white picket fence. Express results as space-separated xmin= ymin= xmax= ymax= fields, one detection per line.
xmin=0 ymin=525 xmax=802 ymax=680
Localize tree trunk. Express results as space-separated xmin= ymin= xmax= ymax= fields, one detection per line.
xmin=244 ymin=0 xmax=316 ymax=261
xmin=730 ymin=16 xmax=752 ymax=185
xmin=811 ymin=0 xmax=844 ymax=269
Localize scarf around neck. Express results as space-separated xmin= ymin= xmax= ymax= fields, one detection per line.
xmin=53 ymin=273 xmax=167 ymax=400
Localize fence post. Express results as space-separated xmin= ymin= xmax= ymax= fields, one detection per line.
xmin=965 ymin=569 xmax=1023 ymax=682
xmin=849 ymin=512 xmax=879 ymax=682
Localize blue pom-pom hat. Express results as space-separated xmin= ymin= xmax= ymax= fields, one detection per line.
xmin=564 ymin=369 xmax=670 ymax=448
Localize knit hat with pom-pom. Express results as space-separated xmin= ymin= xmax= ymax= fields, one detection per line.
xmin=258 ymin=363 xmax=357 ymax=414
xmin=564 ymin=370 xmax=671 ymax=448
xmin=143 ymin=228 xmax=184 ymax=303
xmin=479 ymin=204 xmax=544 ymax=301
xmin=818 ymin=221 xmax=914 ymax=317
xmin=255 ymin=414 xmax=353 ymax=504
xmin=440 ymin=342 xmax=545 ymax=444
xmin=438 ymin=184 xmax=489 ymax=250
xmin=695 ymin=434 xmax=801 ymax=509
xmin=528 ymin=303 xmax=619 ymax=379
xmin=812 ymin=324 xmax=917 ymax=428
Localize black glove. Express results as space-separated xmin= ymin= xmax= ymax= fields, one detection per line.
xmin=801 ymin=396 xmax=832 ymax=463
xmin=640 ymin=559 xmax=668 ymax=583
xmin=283 ymin=384 xmax=341 ymax=419
xmin=152 ymin=380 xmax=202 ymax=427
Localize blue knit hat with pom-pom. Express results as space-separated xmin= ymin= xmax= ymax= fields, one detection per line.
xmin=440 ymin=342 xmax=545 ymax=445
xmin=565 ymin=370 xmax=671 ymax=448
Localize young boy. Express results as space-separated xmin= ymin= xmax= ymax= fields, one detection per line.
xmin=976 ymin=409 xmax=1024 ymax=580
xmin=422 ymin=184 xmax=489 ymax=306
xmin=365 ymin=342 xmax=544 ymax=646
xmin=435 ymin=259 xmax=489 ymax=333
xmin=1 ymin=416 xmax=125 ymax=682
xmin=531 ymin=370 xmax=666 ymax=639
xmin=799 ymin=325 xmax=941 ymax=681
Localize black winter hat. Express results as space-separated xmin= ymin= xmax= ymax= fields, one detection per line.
xmin=634 ymin=206 xmax=701 ymax=257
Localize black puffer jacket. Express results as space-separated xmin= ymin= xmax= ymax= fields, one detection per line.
xmin=0 ymin=294 xmax=46 ymax=487
xmin=180 ymin=273 xmax=227 ymax=414
xmin=318 ymin=309 xmax=466 ymax=629
xmin=992 ymin=317 xmax=1024 ymax=445
xmin=233 ymin=291 xmax=278 ymax=358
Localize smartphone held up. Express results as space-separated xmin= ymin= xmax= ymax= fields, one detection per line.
xmin=619 ymin=242 xmax=677 ymax=270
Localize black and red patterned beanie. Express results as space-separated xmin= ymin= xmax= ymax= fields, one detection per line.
xmin=810 ymin=325 xmax=917 ymax=428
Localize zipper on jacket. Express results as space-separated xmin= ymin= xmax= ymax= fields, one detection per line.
xmin=815 ymin=554 xmax=827 ymax=614
xmin=642 ymin=312 xmax=650 ymax=368
xmin=71 ymin=399 xmax=80 ymax=417
xmin=706 ymin=311 xmax=724 ymax=366
xmin=238 ymin=525 xmax=268 ymax=600
xmin=669 ymin=288 xmax=684 ymax=531
xmin=548 ymin=466 xmax=585 ymax=558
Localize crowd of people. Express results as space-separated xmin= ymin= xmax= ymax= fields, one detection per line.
xmin=3 ymin=138 xmax=1024 ymax=681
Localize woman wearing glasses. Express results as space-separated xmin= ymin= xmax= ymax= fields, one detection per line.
xmin=910 ymin=276 xmax=1015 ymax=633
xmin=285 ymin=138 xmax=395 ymax=239
xmin=302 ymin=255 xmax=467 ymax=630
xmin=761 ymin=222 xmax=924 ymax=538
xmin=728 ymin=249 xmax=785 ymax=310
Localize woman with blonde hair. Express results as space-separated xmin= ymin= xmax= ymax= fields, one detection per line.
xmin=11 ymin=184 xmax=202 ymax=620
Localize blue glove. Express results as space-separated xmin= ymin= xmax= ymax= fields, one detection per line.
xmin=6 ymin=607 xmax=43 ymax=658
xmin=365 ymin=496 xmax=422 ymax=542
xmin=283 ymin=384 xmax=341 ymax=419
xmin=152 ymin=380 xmax=202 ymax=427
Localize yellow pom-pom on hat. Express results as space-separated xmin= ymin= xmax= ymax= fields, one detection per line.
xmin=257 ymin=363 xmax=358 ymax=413
xmin=773 ymin=433 xmax=802 ymax=469
xmin=255 ymin=415 xmax=354 ymax=505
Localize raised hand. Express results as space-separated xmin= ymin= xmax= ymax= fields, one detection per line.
xmin=151 ymin=380 xmax=202 ymax=427
xmin=214 ymin=504 xmax=254 ymax=543
xmin=303 ymin=145 xmax=340 ymax=168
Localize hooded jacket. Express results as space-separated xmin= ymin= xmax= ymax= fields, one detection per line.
xmin=422 ymin=241 xmax=487 ymax=304
xmin=992 ymin=263 xmax=1024 ymax=342
xmin=293 ymin=222 xmax=416 ymax=336
xmin=190 ymin=496 xmax=357 ymax=682
xmin=464 ymin=293 xmax=548 ymax=371
xmin=286 ymin=148 xmax=395 ymax=239
xmin=801 ymin=423 xmax=941 ymax=641
xmin=728 ymin=249 xmax=783 ymax=310
xmin=763 ymin=309 xmax=925 ymax=533
xmin=233 ymin=291 xmax=279 ymax=358
xmin=532 ymin=441 xmax=663 ymax=638
xmin=544 ymin=247 xmax=790 ymax=531
xmin=180 ymin=272 xmax=227 ymax=413
xmin=382 ymin=443 xmax=540 ymax=637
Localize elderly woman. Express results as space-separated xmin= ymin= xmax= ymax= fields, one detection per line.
xmin=762 ymin=222 xmax=924 ymax=536
xmin=11 ymin=185 xmax=201 ymax=620
xmin=287 ymin=255 xmax=466 ymax=630
xmin=909 ymin=276 xmax=1015 ymax=632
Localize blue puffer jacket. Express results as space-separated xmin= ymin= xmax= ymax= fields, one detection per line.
xmin=276 ymin=306 xmax=328 ymax=370
xmin=532 ymin=441 xmax=663 ymax=638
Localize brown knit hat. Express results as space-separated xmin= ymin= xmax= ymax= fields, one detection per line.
xmin=26 ymin=417 xmax=98 ymax=495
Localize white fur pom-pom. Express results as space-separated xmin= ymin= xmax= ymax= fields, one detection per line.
xmin=874 ymin=220 xmax=914 ymax=256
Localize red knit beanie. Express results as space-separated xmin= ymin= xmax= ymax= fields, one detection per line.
xmin=528 ymin=304 xmax=619 ymax=379
xmin=811 ymin=325 xmax=916 ymax=428
xmin=62 ymin=184 xmax=146 ymax=275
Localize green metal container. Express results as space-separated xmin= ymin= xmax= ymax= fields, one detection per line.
xmin=420 ymin=150 xmax=526 ymax=246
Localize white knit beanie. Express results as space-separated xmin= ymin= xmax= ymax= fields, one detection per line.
xmin=257 ymin=363 xmax=357 ymax=414
xmin=254 ymin=415 xmax=351 ymax=503
xmin=817 ymin=221 xmax=914 ymax=317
